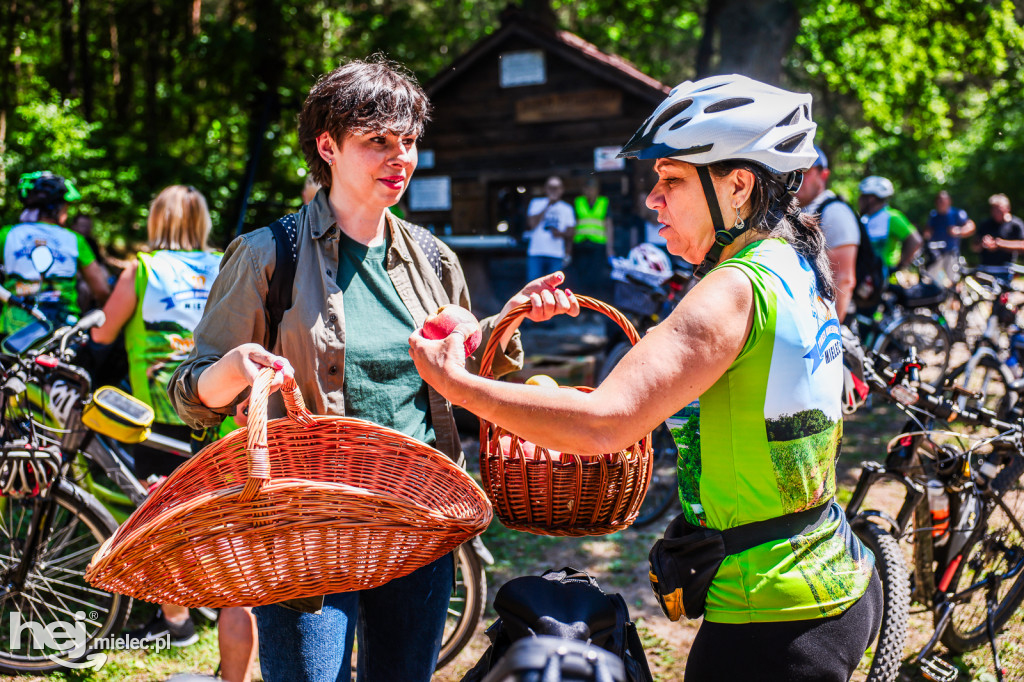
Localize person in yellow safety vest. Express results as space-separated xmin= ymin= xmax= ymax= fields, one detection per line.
xmin=572 ymin=178 xmax=614 ymax=299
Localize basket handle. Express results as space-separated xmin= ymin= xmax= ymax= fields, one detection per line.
xmin=479 ymin=295 xmax=641 ymax=380
xmin=240 ymin=366 xmax=317 ymax=502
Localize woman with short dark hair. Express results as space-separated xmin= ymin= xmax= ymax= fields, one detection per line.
xmin=170 ymin=56 xmax=576 ymax=681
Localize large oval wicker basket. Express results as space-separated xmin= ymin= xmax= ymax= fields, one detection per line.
xmin=85 ymin=367 xmax=492 ymax=608
xmin=479 ymin=295 xmax=653 ymax=536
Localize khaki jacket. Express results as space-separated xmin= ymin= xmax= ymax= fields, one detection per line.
xmin=169 ymin=193 xmax=523 ymax=611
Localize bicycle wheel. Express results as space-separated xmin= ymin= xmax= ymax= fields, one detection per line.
xmin=631 ymin=424 xmax=679 ymax=527
xmin=437 ymin=543 xmax=486 ymax=669
xmin=0 ymin=479 xmax=132 ymax=674
xmin=875 ymin=314 xmax=951 ymax=386
xmin=941 ymin=464 xmax=1024 ymax=654
xmin=851 ymin=519 xmax=910 ymax=682
xmin=945 ymin=354 xmax=1018 ymax=422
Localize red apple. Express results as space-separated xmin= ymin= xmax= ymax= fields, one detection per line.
xmin=422 ymin=304 xmax=482 ymax=357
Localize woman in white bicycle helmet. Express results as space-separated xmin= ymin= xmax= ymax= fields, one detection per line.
xmin=411 ymin=74 xmax=882 ymax=681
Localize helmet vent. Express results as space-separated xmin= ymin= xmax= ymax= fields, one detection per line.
xmin=774 ymin=133 xmax=807 ymax=154
xmin=652 ymin=99 xmax=693 ymax=131
xmin=776 ymin=108 xmax=802 ymax=127
xmin=672 ymin=143 xmax=714 ymax=157
xmin=703 ymin=97 xmax=754 ymax=114
xmin=693 ymin=82 xmax=728 ymax=93
xmin=668 ymin=117 xmax=692 ymax=131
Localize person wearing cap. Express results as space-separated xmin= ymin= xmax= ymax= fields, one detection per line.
xmin=1 ymin=171 xmax=110 ymax=335
xmin=857 ymin=175 xmax=921 ymax=278
xmin=795 ymin=146 xmax=859 ymax=321
xmin=412 ymin=74 xmax=880 ymax=681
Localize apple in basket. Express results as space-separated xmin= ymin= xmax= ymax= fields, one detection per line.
xmin=422 ymin=304 xmax=482 ymax=357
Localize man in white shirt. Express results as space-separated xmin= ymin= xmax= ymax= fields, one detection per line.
xmin=796 ymin=146 xmax=860 ymax=321
xmin=526 ymin=176 xmax=575 ymax=282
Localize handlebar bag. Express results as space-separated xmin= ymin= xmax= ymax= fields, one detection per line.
xmin=648 ymin=501 xmax=832 ymax=621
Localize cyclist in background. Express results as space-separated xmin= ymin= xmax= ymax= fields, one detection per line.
xmin=857 ymin=175 xmax=922 ymax=280
xmin=90 ymin=185 xmax=256 ymax=682
xmin=1 ymin=171 xmax=110 ymax=334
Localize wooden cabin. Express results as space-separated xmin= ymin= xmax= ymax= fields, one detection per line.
xmin=407 ymin=9 xmax=670 ymax=314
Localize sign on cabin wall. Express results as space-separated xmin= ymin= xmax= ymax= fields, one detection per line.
xmin=515 ymin=90 xmax=623 ymax=124
xmin=594 ymin=146 xmax=625 ymax=171
xmin=408 ymin=176 xmax=452 ymax=211
xmin=500 ymin=50 xmax=546 ymax=87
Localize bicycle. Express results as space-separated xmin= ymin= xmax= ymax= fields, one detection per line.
xmin=846 ymin=345 xmax=1024 ymax=681
xmin=597 ymin=268 xmax=691 ymax=527
xmin=849 ymin=282 xmax=952 ymax=388
xmin=0 ymin=311 xmax=136 ymax=673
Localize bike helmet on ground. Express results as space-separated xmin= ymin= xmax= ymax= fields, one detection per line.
xmin=17 ymin=171 xmax=82 ymax=208
xmin=627 ymin=243 xmax=672 ymax=276
xmin=617 ymin=75 xmax=817 ymax=280
xmin=858 ymin=175 xmax=894 ymax=199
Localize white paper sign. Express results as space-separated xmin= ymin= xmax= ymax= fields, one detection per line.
xmin=594 ymin=146 xmax=625 ymax=171
xmin=408 ymin=176 xmax=451 ymax=211
xmin=500 ymin=50 xmax=546 ymax=88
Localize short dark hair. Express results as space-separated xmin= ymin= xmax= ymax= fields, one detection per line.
xmin=298 ymin=55 xmax=432 ymax=187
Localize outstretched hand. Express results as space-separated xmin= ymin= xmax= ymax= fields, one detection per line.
xmin=500 ymin=271 xmax=581 ymax=324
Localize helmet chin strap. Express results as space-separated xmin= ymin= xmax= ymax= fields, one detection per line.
xmin=692 ymin=165 xmax=749 ymax=281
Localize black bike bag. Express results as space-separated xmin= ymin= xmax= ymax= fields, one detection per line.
xmin=649 ymin=500 xmax=834 ymax=621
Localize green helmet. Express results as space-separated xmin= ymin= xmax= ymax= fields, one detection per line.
xmin=17 ymin=171 xmax=82 ymax=208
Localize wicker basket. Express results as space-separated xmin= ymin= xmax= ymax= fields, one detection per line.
xmin=85 ymin=368 xmax=492 ymax=608
xmin=479 ymin=295 xmax=653 ymax=536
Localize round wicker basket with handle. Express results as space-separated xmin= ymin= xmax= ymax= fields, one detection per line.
xmin=478 ymin=295 xmax=653 ymax=536
xmin=85 ymin=367 xmax=492 ymax=608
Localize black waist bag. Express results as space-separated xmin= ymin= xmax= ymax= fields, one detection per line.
xmin=649 ymin=500 xmax=833 ymax=621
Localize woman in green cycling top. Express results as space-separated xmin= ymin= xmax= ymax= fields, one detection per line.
xmin=90 ymin=185 xmax=256 ymax=681
xmin=410 ymin=75 xmax=882 ymax=681
xmin=0 ymin=171 xmax=110 ymax=334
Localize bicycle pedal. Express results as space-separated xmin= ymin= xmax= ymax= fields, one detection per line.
xmin=920 ymin=656 xmax=959 ymax=682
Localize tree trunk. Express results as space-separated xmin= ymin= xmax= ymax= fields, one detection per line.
xmin=0 ymin=0 xmax=16 ymax=189
xmin=60 ymin=0 xmax=78 ymax=98
xmin=78 ymin=0 xmax=94 ymax=119
xmin=695 ymin=2 xmax=722 ymax=78
xmin=703 ymin=0 xmax=800 ymax=85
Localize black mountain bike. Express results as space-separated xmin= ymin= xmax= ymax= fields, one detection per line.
xmin=847 ymin=348 xmax=1024 ymax=682
xmin=0 ymin=312 xmax=136 ymax=673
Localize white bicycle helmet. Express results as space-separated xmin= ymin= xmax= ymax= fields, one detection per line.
xmin=618 ymin=74 xmax=817 ymax=175
xmin=859 ymin=175 xmax=894 ymax=199
xmin=628 ymin=243 xmax=672 ymax=275
xmin=618 ymin=75 xmax=817 ymax=280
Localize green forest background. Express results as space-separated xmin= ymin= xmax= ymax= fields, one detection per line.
xmin=1 ymin=0 xmax=1022 ymax=254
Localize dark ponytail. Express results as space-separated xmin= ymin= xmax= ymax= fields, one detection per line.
xmin=708 ymin=161 xmax=835 ymax=301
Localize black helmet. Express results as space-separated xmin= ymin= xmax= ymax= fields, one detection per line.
xmin=17 ymin=171 xmax=82 ymax=209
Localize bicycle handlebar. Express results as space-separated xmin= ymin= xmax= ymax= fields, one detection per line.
xmin=864 ymin=349 xmax=1018 ymax=433
xmin=0 ymin=283 xmax=48 ymax=323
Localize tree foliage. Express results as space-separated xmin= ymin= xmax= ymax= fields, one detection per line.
xmin=0 ymin=0 xmax=1021 ymax=254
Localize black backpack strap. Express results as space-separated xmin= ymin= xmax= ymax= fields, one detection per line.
xmin=266 ymin=213 xmax=299 ymax=351
xmin=721 ymin=499 xmax=834 ymax=556
xmin=401 ymin=220 xmax=443 ymax=281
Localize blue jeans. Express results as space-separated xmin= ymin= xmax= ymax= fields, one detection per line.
xmin=253 ymin=554 xmax=454 ymax=682
xmin=527 ymin=255 xmax=564 ymax=283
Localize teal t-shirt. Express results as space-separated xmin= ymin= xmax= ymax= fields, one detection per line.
xmin=337 ymin=231 xmax=434 ymax=444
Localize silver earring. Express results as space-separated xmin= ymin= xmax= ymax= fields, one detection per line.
xmin=733 ymin=213 xmax=745 ymax=230
xmin=327 ymin=158 xmax=334 ymax=166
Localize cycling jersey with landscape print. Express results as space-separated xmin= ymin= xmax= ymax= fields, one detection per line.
xmin=664 ymin=238 xmax=874 ymax=624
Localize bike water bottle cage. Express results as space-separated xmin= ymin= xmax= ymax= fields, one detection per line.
xmin=82 ymin=386 xmax=154 ymax=444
